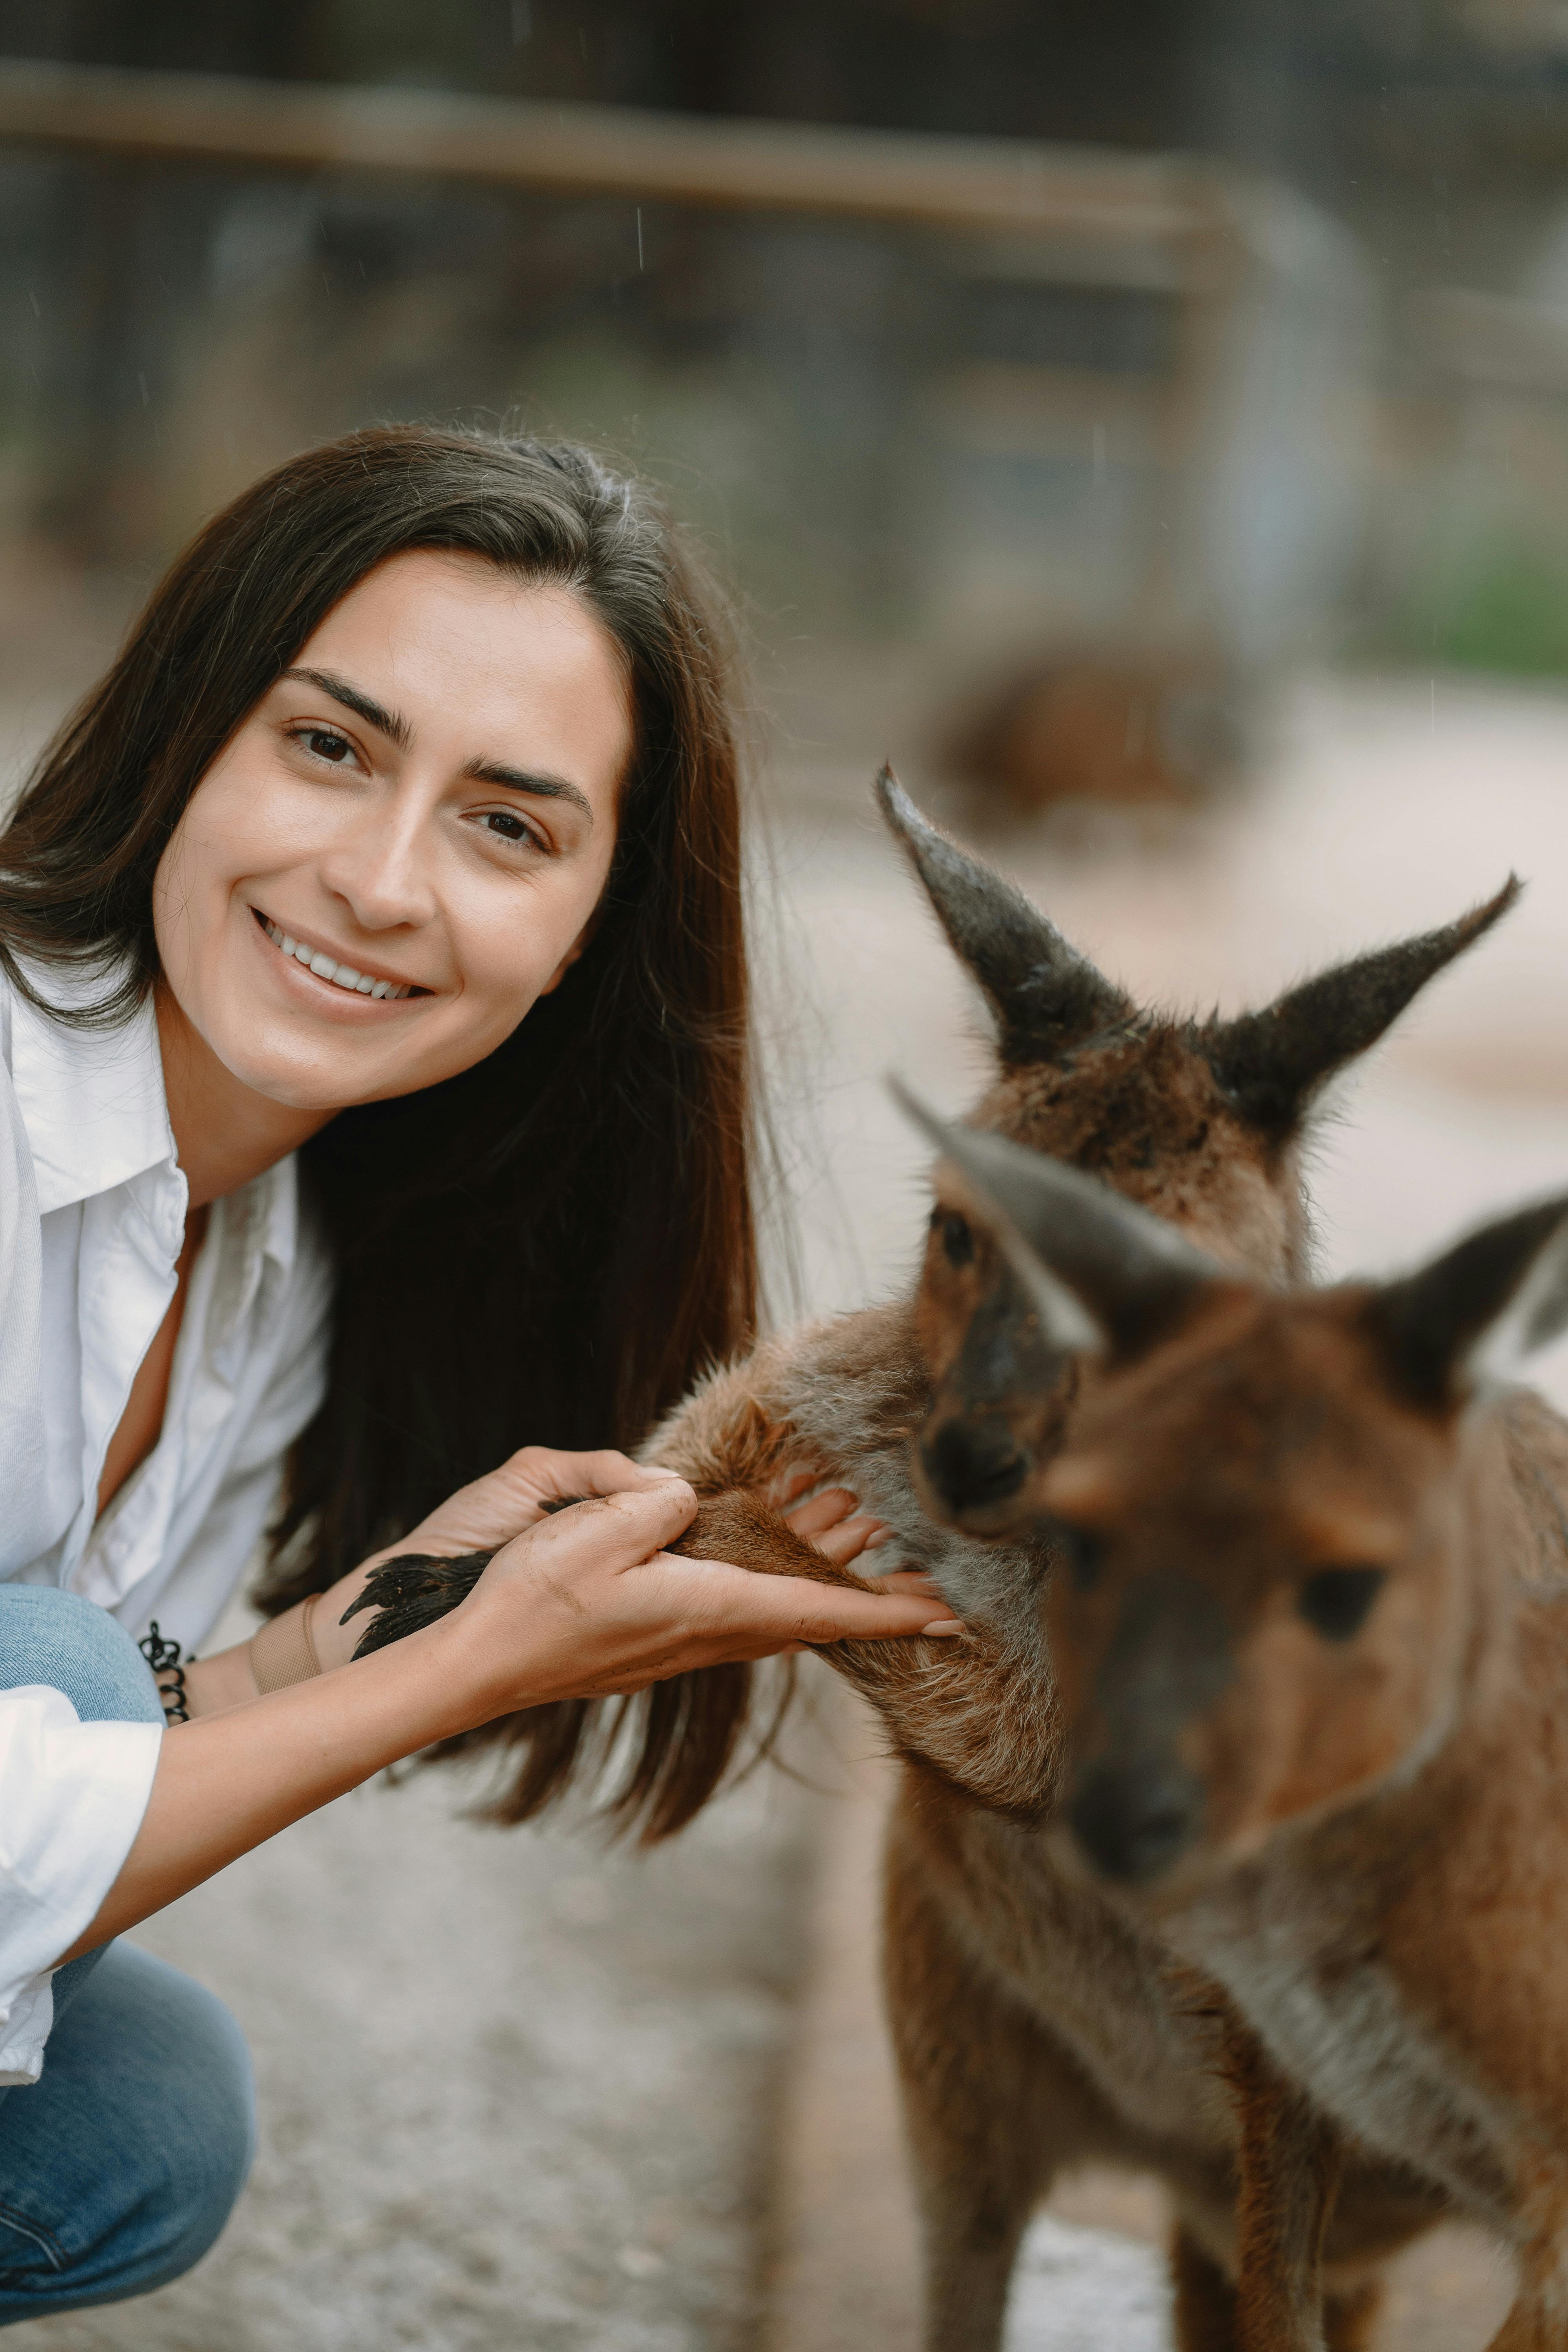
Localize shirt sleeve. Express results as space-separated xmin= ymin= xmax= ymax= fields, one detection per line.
xmin=0 ymin=1686 xmax=161 ymax=2085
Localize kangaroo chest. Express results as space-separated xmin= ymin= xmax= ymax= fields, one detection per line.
xmin=936 ymin=1813 xmax=1240 ymax=2161
xmin=1178 ymin=1866 xmax=1520 ymax=2234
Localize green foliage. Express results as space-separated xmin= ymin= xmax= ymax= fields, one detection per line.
xmin=1413 ymin=540 xmax=1568 ymax=680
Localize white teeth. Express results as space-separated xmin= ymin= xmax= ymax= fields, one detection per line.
xmin=260 ymin=915 xmax=412 ymax=1000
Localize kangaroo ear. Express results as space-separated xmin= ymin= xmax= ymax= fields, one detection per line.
xmin=1367 ymin=1193 xmax=1568 ymax=1407
xmin=875 ymin=765 xmax=1133 ymax=1065
xmin=1200 ymin=879 xmax=1521 ymax=1139
xmin=892 ymin=1078 xmax=1222 ymax=1359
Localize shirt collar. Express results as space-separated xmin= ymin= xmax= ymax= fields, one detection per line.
xmin=212 ymin=1152 xmax=302 ymax=1347
xmin=8 ymin=962 xmax=178 ymax=1217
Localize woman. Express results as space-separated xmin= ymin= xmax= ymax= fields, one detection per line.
xmin=0 ymin=425 xmax=953 ymax=2322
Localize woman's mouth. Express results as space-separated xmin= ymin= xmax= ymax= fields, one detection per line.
xmin=255 ymin=910 xmax=423 ymax=1000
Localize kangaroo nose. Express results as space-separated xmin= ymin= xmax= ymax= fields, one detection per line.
xmin=920 ymin=1415 xmax=1027 ymax=1514
xmin=1069 ymin=1759 xmax=1202 ymax=1886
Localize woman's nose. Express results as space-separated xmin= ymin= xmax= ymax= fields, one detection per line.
xmin=316 ymin=811 xmax=437 ymax=932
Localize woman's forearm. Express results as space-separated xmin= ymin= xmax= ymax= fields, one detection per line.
xmin=57 ymin=1617 xmax=476 ymax=1964
xmin=183 ymin=1557 xmax=382 ymax=1718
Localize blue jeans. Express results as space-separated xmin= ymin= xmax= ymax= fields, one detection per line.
xmin=0 ymin=1587 xmax=255 ymax=2321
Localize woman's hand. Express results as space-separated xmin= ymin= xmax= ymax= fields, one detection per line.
xmin=185 ymin=1445 xmax=911 ymax=1714
xmin=316 ymin=1450 xmax=902 ymax=1677
xmin=299 ymin=1447 xmax=671 ymax=1677
xmin=387 ymin=1445 xmax=675 ymax=1556
xmin=394 ymin=1446 xmax=895 ymax=1573
xmin=440 ymin=1474 xmax=958 ymax=1715
xmin=62 ymin=1474 xmax=957 ymax=1964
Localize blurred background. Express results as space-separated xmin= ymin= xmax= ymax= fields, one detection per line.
xmin=2 ymin=5 xmax=1566 ymax=2349
xmin=12 ymin=1 xmax=1568 ymax=771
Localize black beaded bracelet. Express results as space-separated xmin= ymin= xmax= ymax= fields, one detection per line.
xmin=138 ymin=1621 xmax=192 ymax=1726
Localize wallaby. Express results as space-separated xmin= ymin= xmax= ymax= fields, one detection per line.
xmin=919 ymin=1116 xmax=1568 ymax=2351
xmin=355 ymin=777 xmax=1515 ymax=2350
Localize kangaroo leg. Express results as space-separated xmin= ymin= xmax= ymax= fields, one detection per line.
xmin=884 ymin=1814 xmax=1102 ymax=2352
xmin=1483 ymin=2226 xmax=1568 ymax=2350
xmin=1171 ymin=2224 xmax=1241 ymax=2352
xmin=1323 ymin=2278 xmax=1385 ymax=2351
xmin=1170 ymin=2221 xmax=1385 ymax=2352
xmin=1225 ymin=2018 xmax=1345 ymax=2352
xmin=1485 ymin=2302 xmax=1568 ymax=2350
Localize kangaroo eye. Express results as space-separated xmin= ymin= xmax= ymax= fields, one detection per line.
xmin=1052 ymin=1521 xmax=1103 ymax=1593
xmin=933 ymin=1208 xmax=975 ymax=1268
xmin=1298 ymin=1566 xmax=1386 ymax=1642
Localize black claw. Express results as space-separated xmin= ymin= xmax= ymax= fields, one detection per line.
xmin=343 ymin=1548 xmax=495 ymax=1657
xmin=341 ymin=1500 xmax=591 ymax=1659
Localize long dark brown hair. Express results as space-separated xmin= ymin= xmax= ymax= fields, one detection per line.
xmin=0 ymin=423 xmax=772 ymax=1838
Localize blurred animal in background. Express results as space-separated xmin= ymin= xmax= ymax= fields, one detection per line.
xmin=356 ymin=775 xmax=1517 ymax=2351
xmin=942 ymin=646 xmax=1248 ymax=820
xmin=936 ymin=1130 xmax=1568 ymax=2352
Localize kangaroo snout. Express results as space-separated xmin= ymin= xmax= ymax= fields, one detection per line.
xmin=918 ymin=1412 xmax=1029 ymax=1523
xmin=1069 ymin=1753 xmax=1204 ymax=1885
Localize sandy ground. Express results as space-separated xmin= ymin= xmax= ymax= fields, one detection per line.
xmin=2 ymin=666 xmax=1566 ymax=2347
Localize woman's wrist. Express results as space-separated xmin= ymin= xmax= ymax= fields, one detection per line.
xmin=181 ymin=1562 xmax=377 ymax=1718
xmin=183 ymin=1644 xmax=260 ymax=1717
xmin=180 ymin=1550 xmax=498 ymax=1722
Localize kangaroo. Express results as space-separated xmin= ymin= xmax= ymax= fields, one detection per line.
xmin=355 ymin=777 xmax=1515 ymax=2350
xmin=920 ymin=1117 xmax=1568 ymax=2351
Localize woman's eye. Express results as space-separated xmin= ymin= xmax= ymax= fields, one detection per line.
xmin=477 ymin=809 xmax=543 ymax=849
xmin=287 ymin=723 xmax=356 ymax=767
xmin=1298 ymin=1566 xmax=1386 ymax=1642
xmin=297 ymin=726 xmax=353 ymax=764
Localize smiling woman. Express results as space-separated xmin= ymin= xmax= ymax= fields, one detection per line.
xmin=0 ymin=426 xmax=951 ymax=2325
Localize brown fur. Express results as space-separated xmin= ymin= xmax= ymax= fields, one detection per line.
xmin=1005 ymin=1223 xmax=1568 ymax=2348
xmin=1225 ymin=2017 xmax=1347 ymax=2352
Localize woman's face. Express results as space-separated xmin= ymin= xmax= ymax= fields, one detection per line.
xmin=153 ymin=549 xmax=632 ymax=1112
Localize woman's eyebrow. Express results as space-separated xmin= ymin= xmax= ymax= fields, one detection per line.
xmin=465 ymin=760 xmax=595 ymax=824
xmin=280 ymin=669 xmax=594 ymax=823
xmin=281 ymin=666 xmax=412 ymax=749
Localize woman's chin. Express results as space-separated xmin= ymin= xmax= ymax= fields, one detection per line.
xmin=205 ymin=1025 xmax=398 ymax=1116
xmin=209 ymin=1015 xmax=478 ymax=1116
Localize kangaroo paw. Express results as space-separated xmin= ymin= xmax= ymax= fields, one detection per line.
xmin=344 ymin=1550 xmax=495 ymax=1654
xmin=345 ymin=1495 xmax=593 ymax=1656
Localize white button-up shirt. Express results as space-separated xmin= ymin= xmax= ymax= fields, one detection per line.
xmin=0 ymin=962 xmax=333 ymax=2082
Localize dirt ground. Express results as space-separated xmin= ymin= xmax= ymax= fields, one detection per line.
xmin=3 ymin=667 xmax=1566 ymax=2348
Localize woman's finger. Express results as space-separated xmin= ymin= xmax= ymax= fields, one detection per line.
xmin=652 ymin=1556 xmax=961 ymax=1646
xmin=873 ymin=1568 xmax=946 ymax=1602
xmin=489 ymin=1478 xmax=699 ymax=1582
xmin=390 ymin=1444 xmax=681 ymax=1562
xmin=518 ymin=1446 xmax=684 ymax=1505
